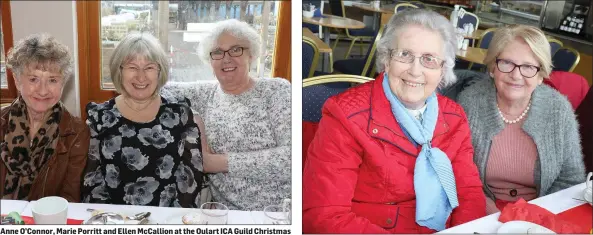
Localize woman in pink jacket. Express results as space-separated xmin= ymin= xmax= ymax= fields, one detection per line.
xmin=303 ymin=9 xmax=486 ymax=234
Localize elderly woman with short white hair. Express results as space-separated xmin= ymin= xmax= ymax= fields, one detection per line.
xmin=302 ymin=9 xmax=486 ymax=233
xmin=163 ymin=19 xmax=291 ymax=211
xmin=458 ymin=25 xmax=585 ymax=214
xmin=81 ymin=32 xmax=206 ymax=207
xmin=1 ymin=34 xmax=89 ymax=202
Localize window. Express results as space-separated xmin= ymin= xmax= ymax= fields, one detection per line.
xmin=1 ymin=20 xmax=6 ymax=89
xmin=99 ymin=1 xmax=280 ymax=89
xmin=0 ymin=0 xmax=15 ymax=103
xmin=77 ymin=1 xmax=290 ymax=119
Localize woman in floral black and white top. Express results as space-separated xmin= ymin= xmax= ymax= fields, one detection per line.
xmin=81 ymin=32 xmax=205 ymax=207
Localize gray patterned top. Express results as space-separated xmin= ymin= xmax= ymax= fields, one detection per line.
xmin=162 ymin=78 xmax=292 ymax=211
xmin=82 ymin=96 xmax=206 ymax=207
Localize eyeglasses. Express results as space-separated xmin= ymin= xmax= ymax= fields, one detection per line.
xmin=389 ymin=49 xmax=444 ymax=70
xmin=210 ymin=47 xmax=248 ymax=60
xmin=495 ymin=58 xmax=541 ymax=78
xmin=120 ymin=65 xmax=160 ymax=76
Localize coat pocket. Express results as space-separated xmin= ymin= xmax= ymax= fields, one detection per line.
xmin=351 ymin=201 xmax=425 ymax=233
xmin=351 ymin=201 xmax=400 ymax=229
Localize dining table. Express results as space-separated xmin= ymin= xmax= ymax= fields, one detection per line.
xmin=439 ymin=182 xmax=592 ymax=233
xmin=351 ymin=3 xmax=394 ymax=31
xmin=1 ymin=200 xmax=30 ymax=215
xmin=2 ymin=200 xmax=288 ymax=225
xmin=302 ymin=14 xmax=365 ymax=72
xmin=463 ymin=29 xmax=485 ymax=40
xmin=456 ymin=47 xmax=488 ymax=65
xmin=303 ymin=28 xmax=332 ymax=54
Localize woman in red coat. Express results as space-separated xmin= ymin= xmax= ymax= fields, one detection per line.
xmin=302 ymin=9 xmax=486 ymax=234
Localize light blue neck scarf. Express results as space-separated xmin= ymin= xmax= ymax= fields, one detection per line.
xmin=382 ymin=74 xmax=459 ymax=231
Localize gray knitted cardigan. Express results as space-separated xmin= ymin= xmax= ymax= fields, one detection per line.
xmin=161 ymin=78 xmax=291 ymax=211
xmin=458 ymin=78 xmax=585 ymax=200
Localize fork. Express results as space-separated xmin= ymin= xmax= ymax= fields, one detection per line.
xmin=572 ymin=198 xmax=588 ymax=203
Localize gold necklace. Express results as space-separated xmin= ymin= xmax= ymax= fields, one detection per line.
xmin=123 ymin=96 xmax=156 ymax=112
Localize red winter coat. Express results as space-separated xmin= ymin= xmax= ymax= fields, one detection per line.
xmin=303 ymin=74 xmax=486 ymax=234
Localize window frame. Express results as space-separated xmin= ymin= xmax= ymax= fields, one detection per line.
xmin=76 ymin=1 xmax=291 ymax=120
xmin=1 ymin=0 xmax=16 ymax=104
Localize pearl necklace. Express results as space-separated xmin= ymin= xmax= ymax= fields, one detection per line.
xmin=497 ymin=101 xmax=531 ymax=124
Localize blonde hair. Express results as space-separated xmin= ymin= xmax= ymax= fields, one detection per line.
xmin=484 ymin=25 xmax=552 ymax=78
xmin=109 ymin=32 xmax=169 ymax=96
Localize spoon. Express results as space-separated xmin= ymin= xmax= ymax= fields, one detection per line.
xmin=127 ymin=212 xmax=151 ymax=221
xmin=86 ymin=209 xmax=150 ymax=221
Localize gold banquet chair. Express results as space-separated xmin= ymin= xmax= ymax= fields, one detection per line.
xmin=394 ymin=3 xmax=419 ymax=13
xmin=302 ymin=74 xmax=374 ymax=171
xmin=303 ymin=36 xmax=321 ymax=79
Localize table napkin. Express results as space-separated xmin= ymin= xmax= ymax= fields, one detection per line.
xmin=498 ymin=198 xmax=584 ymax=234
xmin=556 ymin=204 xmax=592 ymax=233
xmin=1 ymin=215 xmax=84 ymax=225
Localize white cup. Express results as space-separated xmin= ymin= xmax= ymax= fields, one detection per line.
xmin=373 ymin=1 xmax=380 ymax=8
xmin=303 ymin=10 xmax=314 ymax=18
xmin=32 ymin=196 xmax=68 ymax=224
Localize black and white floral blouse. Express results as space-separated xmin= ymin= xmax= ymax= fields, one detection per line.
xmin=81 ymin=96 xmax=206 ymax=207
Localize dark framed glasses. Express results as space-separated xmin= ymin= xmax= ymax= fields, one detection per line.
xmin=210 ymin=47 xmax=248 ymax=60
xmin=495 ymin=58 xmax=541 ymax=78
xmin=389 ymin=49 xmax=444 ymax=70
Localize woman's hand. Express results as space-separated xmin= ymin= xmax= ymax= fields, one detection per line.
xmin=194 ymin=115 xmax=229 ymax=173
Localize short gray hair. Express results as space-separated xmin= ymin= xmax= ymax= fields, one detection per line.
xmin=198 ymin=19 xmax=262 ymax=65
xmin=376 ymin=9 xmax=458 ymax=88
xmin=109 ymin=32 xmax=169 ymax=95
xmin=6 ymin=33 xmax=74 ymax=85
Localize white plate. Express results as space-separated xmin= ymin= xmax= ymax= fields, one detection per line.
xmin=497 ymin=221 xmax=556 ymax=234
xmin=161 ymin=211 xmax=203 ymax=225
xmin=161 ymin=213 xmax=185 ymax=225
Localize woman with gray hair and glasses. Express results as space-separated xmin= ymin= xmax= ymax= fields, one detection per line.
xmin=163 ymin=19 xmax=291 ymax=211
xmin=303 ymin=9 xmax=485 ymax=233
xmin=457 ymin=25 xmax=585 ymax=214
xmin=1 ymin=34 xmax=89 ymax=202
xmin=81 ymin=32 xmax=206 ymax=207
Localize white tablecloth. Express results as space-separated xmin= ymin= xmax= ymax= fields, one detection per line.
xmin=439 ymin=182 xmax=589 ymax=233
xmin=1 ymin=200 xmax=29 ymax=215
xmin=11 ymin=201 xmax=284 ymax=224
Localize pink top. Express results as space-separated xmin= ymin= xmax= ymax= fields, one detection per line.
xmin=486 ymin=118 xmax=538 ymax=207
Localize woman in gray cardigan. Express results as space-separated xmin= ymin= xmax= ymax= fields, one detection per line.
xmin=458 ymin=25 xmax=585 ymax=214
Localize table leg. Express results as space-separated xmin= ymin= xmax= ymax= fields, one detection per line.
xmin=322 ymin=27 xmax=331 ymax=73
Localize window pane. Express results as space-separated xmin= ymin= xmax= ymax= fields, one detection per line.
xmin=1 ymin=18 xmax=6 ymax=89
xmin=100 ymin=1 xmax=279 ymax=89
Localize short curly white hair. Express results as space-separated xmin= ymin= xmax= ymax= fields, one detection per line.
xmin=376 ymin=9 xmax=458 ymax=88
xmin=198 ymin=19 xmax=262 ymax=65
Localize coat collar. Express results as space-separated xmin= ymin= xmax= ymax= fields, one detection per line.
xmin=367 ymin=73 xmax=449 ymax=156
xmin=1 ymin=102 xmax=76 ymax=155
